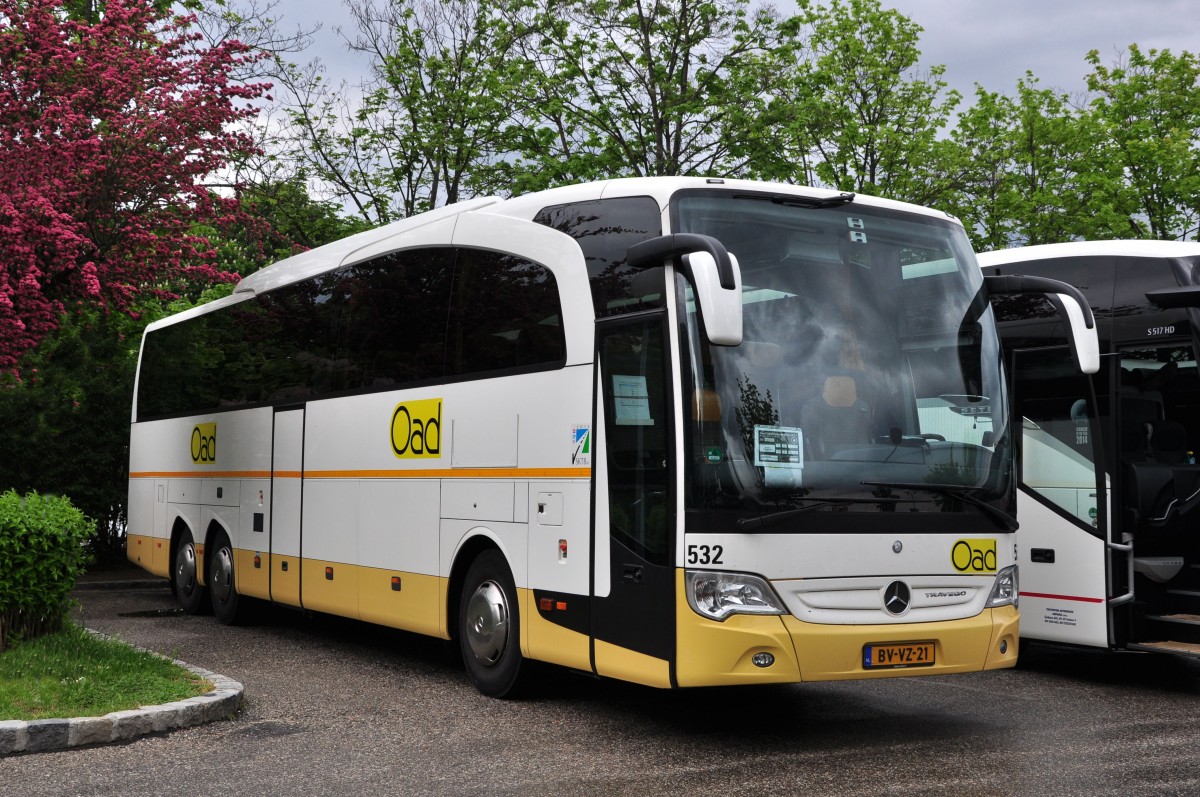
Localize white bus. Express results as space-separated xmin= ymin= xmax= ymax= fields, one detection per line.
xmin=127 ymin=177 xmax=1095 ymax=696
xmin=980 ymin=240 xmax=1200 ymax=657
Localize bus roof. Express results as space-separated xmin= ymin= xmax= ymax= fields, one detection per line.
xmin=480 ymin=176 xmax=959 ymax=223
xmin=232 ymin=195 xmax=503 ymax=297
xmin=147 ymin=178 xmax=963 ymax=334
xmin=236 ymin=178 xmax=960 ymax=297
xmin=978 ymin=239 xmax=1200 ymax=268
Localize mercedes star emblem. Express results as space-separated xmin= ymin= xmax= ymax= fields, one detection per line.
xmin=884 ymin=580 xmax=911 ymax=615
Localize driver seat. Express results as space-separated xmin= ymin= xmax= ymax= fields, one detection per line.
xmin=801 ymin=375 xmax=872 ymax=458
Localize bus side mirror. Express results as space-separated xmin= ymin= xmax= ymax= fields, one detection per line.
xmin=984 ymin=274 xmax=1100 ymax=374
xmin=626 ymin=233 xmax=744 ymax=346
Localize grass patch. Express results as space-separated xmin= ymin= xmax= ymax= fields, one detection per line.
xmin=0 ymin=623 xmax=210 ymax=721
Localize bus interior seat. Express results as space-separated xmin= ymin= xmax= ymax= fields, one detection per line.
xmin=801 ymin=375 xmax=872 ymax=459
xmin=1147 ymin=419 xmax=1190 ymax=465
xmin=1119 ymin=390 xmax=1164 ymax=463
xmin=1126 ymin=419 xmax=1200 ymax=527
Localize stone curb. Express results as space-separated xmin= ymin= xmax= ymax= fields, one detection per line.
xmin=0 ymin=632 xmax=243 ymax=756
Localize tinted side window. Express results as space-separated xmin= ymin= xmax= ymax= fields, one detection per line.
xmin=1113 ymin=256 xmax=1187 ymax=316
xmin=137 ymin=245 xmax=560 ymax=420
xmin=138 ymin=310 xmax=234 ymax=418
xmin=534 ymin=196 xmax=662 ymax=316
xmin=985 ymin=256 xmax=1113 ymax=352
xmin=336 ymin=247 xmax=455 ymax=389
xmin=1111 ymin=257 xmax=1196 ymax=344
xmin=984 ymin=256 xmax=1111 ymax=323
xmin=447 ymin=249 xmax=565 ymax=377
xmin=254 ymin=271 xmax=342 ymax=401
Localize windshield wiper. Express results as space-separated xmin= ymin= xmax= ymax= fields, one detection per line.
xmin=733 ymin=192 xmax=856 ymax=209
xmin=737 ymin=497 xmax=904 ymax=531
xmin=860 ymin=481 xmax=1016 ymax=530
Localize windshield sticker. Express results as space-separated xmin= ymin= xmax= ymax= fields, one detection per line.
xmin=612 ymin=375 xmax=653 ymax=426
xmin=754 ymin=425 xmax=803 ymax=488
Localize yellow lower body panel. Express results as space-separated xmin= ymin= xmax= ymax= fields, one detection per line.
xmin=784 ymin=604 xmax=1019 ymax=681
xmin=520 ymin=588 xmax=592 ymax=673
xmin=272 ymin=554 xmax=301 ymax=607
xmin=301 ymin=558 xmax=361 ymax=619
xmin=235 ymin=548 xmax=270 ymax=601
xmin=227 ymin=552 xmax=445 ymax=638
xmin=675 ymin=571 xmax=1019 ymax=685
xmin=360 ymin=566 xmax=443 ymax=639
xmin=127 ymin=533 xmax=169 ymax=579
xmin=595 ymin=639 xmax=671 ymax=688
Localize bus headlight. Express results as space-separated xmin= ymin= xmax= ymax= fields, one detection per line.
xmin=987 ymin=565 xmax=1019 ymax=608
xmin=686 ymin=570 xmax=787 ymax=621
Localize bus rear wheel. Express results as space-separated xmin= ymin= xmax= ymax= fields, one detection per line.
xmin=458 ymin=549 xmax=525 ymax=698
xmin=208 ymin=531 xmax=245 ymax=625
xmin=173 ymin=531 xmax=207 ymax=615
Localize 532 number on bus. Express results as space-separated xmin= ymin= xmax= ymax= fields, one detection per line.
xmin=687 ymin=544 xmax=724 ymax=565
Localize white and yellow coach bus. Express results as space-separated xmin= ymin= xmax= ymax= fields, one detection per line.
xmin=127 ymin=177 xmax=1096 ymax=696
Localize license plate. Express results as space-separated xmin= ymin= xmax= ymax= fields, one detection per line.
xmin=863 ymin=641 xmax=936 ymax=669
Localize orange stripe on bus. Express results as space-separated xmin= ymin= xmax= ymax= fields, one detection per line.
xmin=128 ymin=471 xmax=272 ymax=479
xmin=303 ymin=468 xmax=591 ymax=479
xmin=130 ymin=468 xmax=591 ymax=480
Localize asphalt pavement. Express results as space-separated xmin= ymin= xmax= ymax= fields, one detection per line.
xmin=3 ymin=575 xmax=1200 ymax=796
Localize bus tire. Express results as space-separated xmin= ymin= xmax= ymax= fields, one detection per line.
xmin=458 ymin=549 xmax=525 ymax=698
xmin=208 ymin=530 xmax=245 ymax=625
xmin=173 ymin=530 xmax=207 ymax=615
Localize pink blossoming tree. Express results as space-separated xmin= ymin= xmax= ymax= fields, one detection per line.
xmin=0 ymin=0 xmax=268 ymax=370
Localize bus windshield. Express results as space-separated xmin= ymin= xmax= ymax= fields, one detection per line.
xmin=675 ymin=190 xmax=1012 ymax=532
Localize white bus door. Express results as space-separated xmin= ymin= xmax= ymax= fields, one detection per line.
xmin=271 ymin=407 xmax=305 ymax=607
xmin=1013 ymin=348 xmax=1112 ymax=648
xmin=592 ymin=315 xmax=677 ymax=687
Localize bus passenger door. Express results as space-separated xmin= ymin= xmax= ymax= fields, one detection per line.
xmin=271 ymin=407 xmax=304 ymax=607
xmin=1012 ymin=347 xmax=1111 ymax=648
xmin=592 ymin=314 xmax=677 ymax=687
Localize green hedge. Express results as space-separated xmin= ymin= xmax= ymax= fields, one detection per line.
xmin=0 ymin=491 xmax=93 ymax=653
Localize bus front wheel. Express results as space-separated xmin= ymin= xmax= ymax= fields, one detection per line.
xmin=173 ymin=531 xmax=207 ymax=615
xmin=458 ymin=549 xmax=525 ymax=698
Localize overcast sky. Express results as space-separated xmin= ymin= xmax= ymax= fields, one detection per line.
xmin=270 ymin=0 xmax=1198 ymax=104
xmin=886 ymin=0 xmax=1197 ymax=101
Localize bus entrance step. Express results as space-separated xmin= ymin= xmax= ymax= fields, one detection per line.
xmin=1127 ymin=640 xmax=1200 ymax=657
xmin=1166 ymin=590 xmax=1200 ymax=598
xmin=1145 ymin=613 xmax=1200 ymax=628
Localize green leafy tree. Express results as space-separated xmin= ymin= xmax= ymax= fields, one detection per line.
xmin=277 ymin=0 xmax=537 ymax=222
xmin=762 ymin=0 xmax=958 ymax=203
xmin=507 ymin=0 xmax=795 ymax=189
xmin=275 ymin=0 xmax=801 ymax=215
xmin=944 ymin=77 xmax=1121 ymax=249
xmin=0 ymin=179 xmax=360 ymax=562
xmin=0 ymin=307 xmax=148 ymax=564
xmin=202 ymin=180 xmax=372 ymax=279
xmin=1086 ymin=44 xmax=1200 ymax=240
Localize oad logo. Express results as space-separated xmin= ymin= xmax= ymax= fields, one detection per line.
xmin=951 ymin=538 xmax=998 ymax=574
xmin=391 ymin=399 xmax=442 ymax=459
xmin=191 ymin=423 xmax=217 ymax=464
